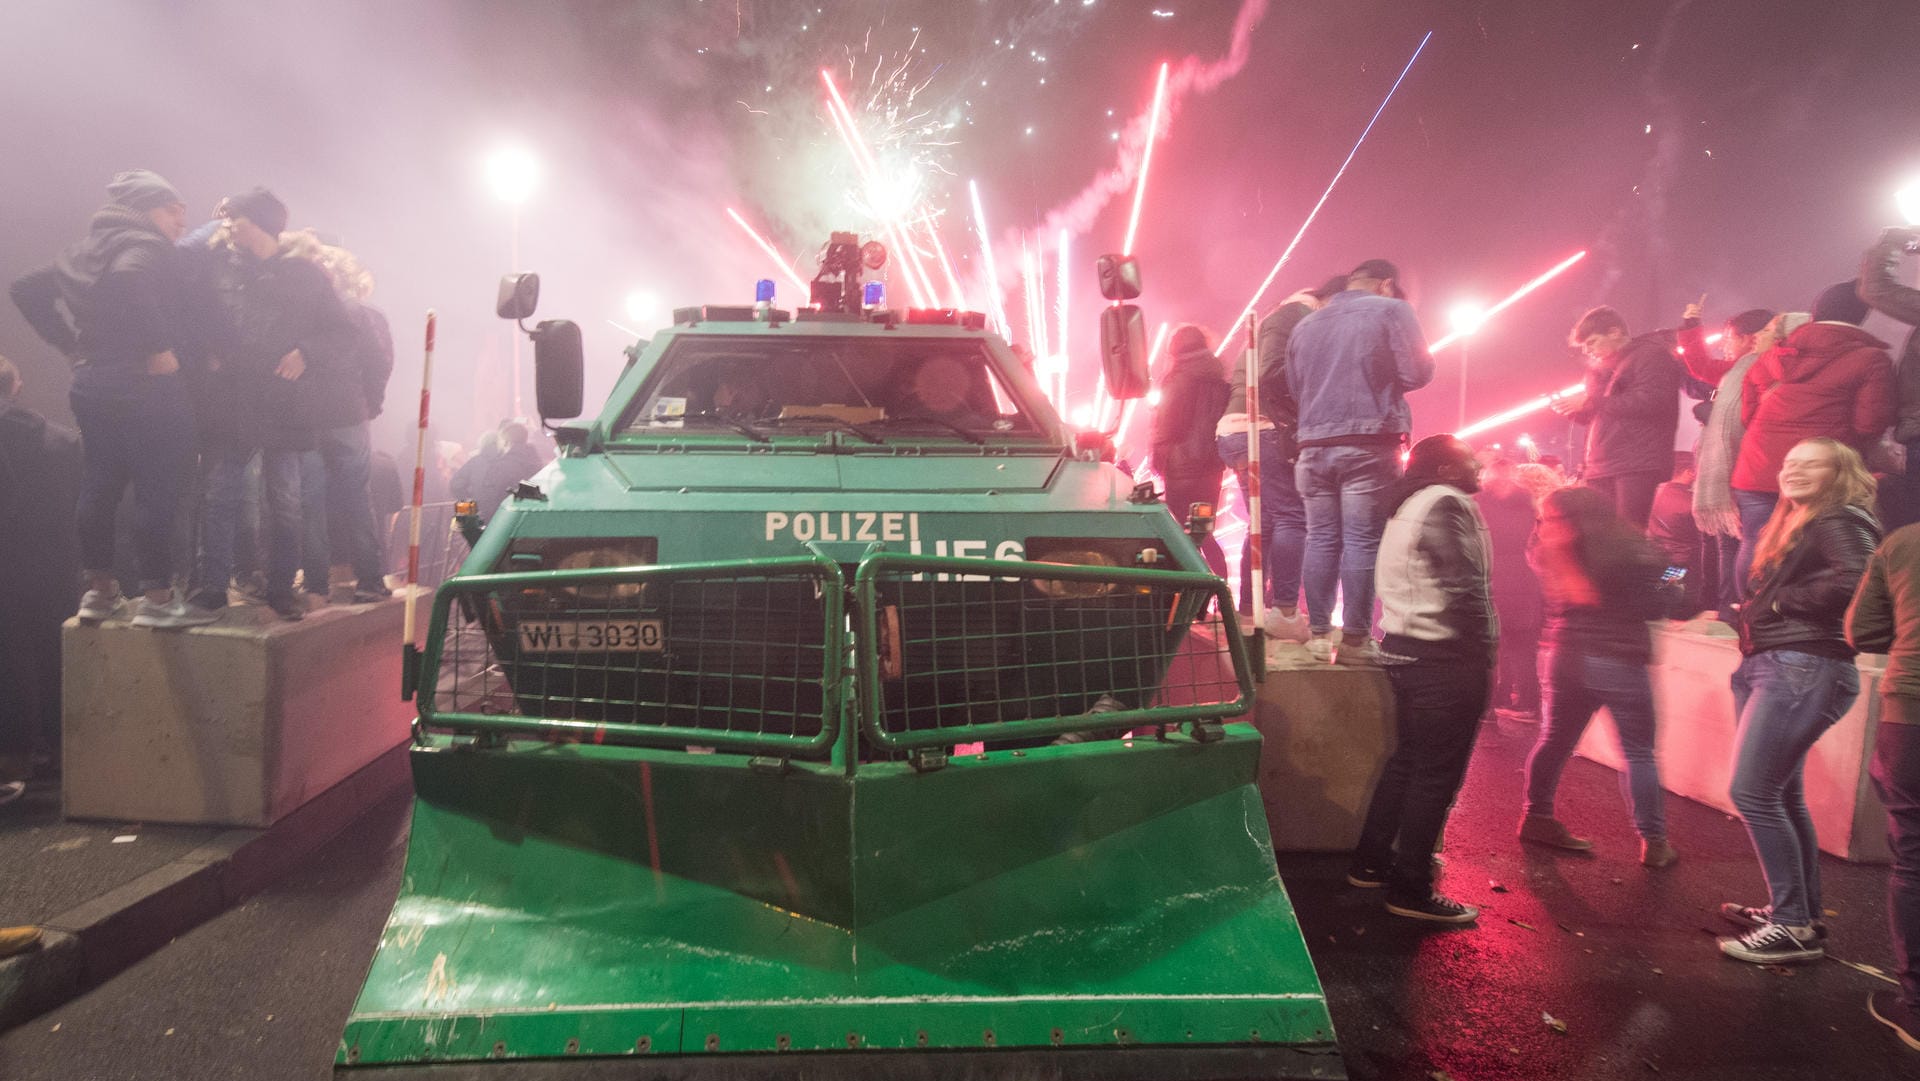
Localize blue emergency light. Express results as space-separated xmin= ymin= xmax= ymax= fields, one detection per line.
xmin=754 ymin=279 xmax=776 ymax=303
xmin=863 ymin=281 xmax=885 ymax=308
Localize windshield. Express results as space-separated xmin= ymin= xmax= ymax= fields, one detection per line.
xmin=616 ymin=334 xmax=1042 ymax=441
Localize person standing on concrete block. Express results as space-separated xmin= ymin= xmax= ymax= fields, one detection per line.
xmin=1844 ymin=519 xmax=1920 ymax=1050
xmin=1718 ymin=437 xmax=1879 ymax=965
xmin=0 ymin=355 xmax=81 ymax=801
xmin=1348 ymin=435 xmax=1496 ymax=924
xmin=1286 ymin=259 xmax=1436 ymax=666
xmin=1550 ymin=305 xmax=1688 ymax=530
xmin=1519 ymin=485 xmax=1682 ymax=868
xmin=1859 ymin=227 xmax=1920 ymax=534
xmin=1150 ymin=324 xmax=1231 ymax=580
xmin=1691 ymin=308 xmax=1788 ymax=621
xmin=8 ymin=170 xmax=216 ymax=630
xmin=1215 ymin=276 xmax=1345 ymax=641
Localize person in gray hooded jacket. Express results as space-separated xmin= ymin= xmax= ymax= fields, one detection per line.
xmin=1861 ymin=227 xmax=1920 ymax=531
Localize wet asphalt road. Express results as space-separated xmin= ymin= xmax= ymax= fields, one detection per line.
xmin=0 ymin=712 xmax=1910 ymax=1080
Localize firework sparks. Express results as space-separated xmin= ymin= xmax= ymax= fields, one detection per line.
xmin=1122 ymin=62 xmax=1170 ymax=256
xmin=1428 ymin=250 xmax=1589 ymax=352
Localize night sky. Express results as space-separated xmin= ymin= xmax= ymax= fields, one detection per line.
xmin=3 ymin=0 xmax=1918 ymax=457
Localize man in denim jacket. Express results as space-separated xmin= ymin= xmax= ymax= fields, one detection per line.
xmin=1284 ymin=259 xmax=1435 ymax=663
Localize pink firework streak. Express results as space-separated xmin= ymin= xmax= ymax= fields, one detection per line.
xmin=725 ymin=207 xmax=812 ymax=296
xmin=1428 ymin=250 xmax=1589 ymax=352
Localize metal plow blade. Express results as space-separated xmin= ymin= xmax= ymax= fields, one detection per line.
xmin=336 ymin=731 xmax=1342 ymax=1079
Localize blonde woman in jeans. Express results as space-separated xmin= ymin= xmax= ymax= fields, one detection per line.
xmin=1718 ymin=437 xmax=1879 ymax=964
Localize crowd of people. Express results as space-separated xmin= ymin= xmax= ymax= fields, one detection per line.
xmin=1147 ymin=236 xmax=1920 ymax=1049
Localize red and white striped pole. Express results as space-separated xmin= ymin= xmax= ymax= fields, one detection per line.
xmin=1243 ymin=310 xmax=1265 ymax=642
xmin=404 ymin=310 xmax=436 ymax=653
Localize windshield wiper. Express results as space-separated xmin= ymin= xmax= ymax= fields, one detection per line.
xmin=682 ymin=411 xmax=771 ymax=443
xmin=763 ymin=413 xmax=887 ymax=445
xmin=870 ymin=414 xmax=988 ymax=445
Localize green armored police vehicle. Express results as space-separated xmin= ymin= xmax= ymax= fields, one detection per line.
xmin=336 ymin=235 xmax=1342 ymax=1079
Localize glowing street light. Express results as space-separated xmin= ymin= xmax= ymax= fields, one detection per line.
xmin=1449 ymin=302 xmax=1488 ymax=432
xmin=484 ymin=144 xmax=542 ymax=206
xmin=1898 ymin=178 xmax=1920 ymax=226
xmin=623 ymin=290 xmax=659 ymax=325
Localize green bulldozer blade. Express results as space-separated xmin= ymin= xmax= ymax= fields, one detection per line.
xmin=337 ymin=729 xmax=1341 ymax=1078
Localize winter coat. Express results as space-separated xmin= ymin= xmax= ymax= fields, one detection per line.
xmin=1738 ymin=504 xmax=1879 ymax=659
xmin=1233 ymin=292 xmax=1315 ymax=427
xmin=9 ymin=205 xmax=180 ymax=366
xmin=1847 ymin=522 xmax=1920 ymax=706
xmin=1376 ymin=482 xmax=1497 ymax=666
xmin=1286 ymin=289 xmax=1434 ymax=445
xmin=1151 ymin=346 xmax=1230 ymax=477
xmin=1732 ymin=322 xmax=1894 ymax=493
xmin=1859 ymin=228 xmax=1920 ymax=443
xmin=201 ymin=250 xmax=357 ymax=451
xmin=1567 ymin=333 xmax=1685 ymax=480
xmin=1693 ymin=351 xmax=1763 ymax=537
xmin=307 ymin=300 xmax=395 ymax=431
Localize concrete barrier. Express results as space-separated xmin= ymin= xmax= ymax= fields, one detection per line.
xmin=1244 ymin=643 xmax=1395 ymax=852
xmin=61 ymin=600 xmax=415 ymax=828
xmin=1576 ymin=622 xmax=1890 ymax=863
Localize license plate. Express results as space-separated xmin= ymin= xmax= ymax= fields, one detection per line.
xmin=517 ymin=620 xmax=664 ymax=653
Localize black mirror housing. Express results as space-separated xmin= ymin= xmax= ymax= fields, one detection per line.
xmin=497 ymin=273 xmax=541 ymax=320
xmin=1099 ymin=304 xmax=1150 ymax=400
xmin=1096 ymin=255 xmax=1142 ymax=301
xmin=530 ymin=319 xmax=584 ymax=420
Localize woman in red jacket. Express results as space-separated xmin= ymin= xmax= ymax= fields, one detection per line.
xmin=1730 ymin=282 xmax=1894 ymax=588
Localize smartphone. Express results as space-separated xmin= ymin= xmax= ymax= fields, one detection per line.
xmin=1661 ymin=566 xmax=1687 ymax=583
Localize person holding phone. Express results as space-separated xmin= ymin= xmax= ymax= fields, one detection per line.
xmin=1518 ymin=485 xmax=1683 ymax=866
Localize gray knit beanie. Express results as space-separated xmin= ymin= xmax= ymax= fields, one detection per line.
xmin=106 ymin=169 xmax=183 ymax=211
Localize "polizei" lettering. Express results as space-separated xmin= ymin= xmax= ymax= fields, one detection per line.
xmin=765 ymin=511 xmax=921 ymax=543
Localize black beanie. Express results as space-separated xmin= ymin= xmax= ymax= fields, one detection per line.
xmin=106 ymin=169 xmax=182 ymax=211
xmin=225 ymin=187 xmax=289 ymax=237
xmin=1169 ymin=324 xmax=1211 ymax=358
xmin=1810 ymin=280 xmax=1868 ymax=326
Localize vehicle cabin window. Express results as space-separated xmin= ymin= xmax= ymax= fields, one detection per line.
xmin=618 ymin=336 xmax=1037 ymax=438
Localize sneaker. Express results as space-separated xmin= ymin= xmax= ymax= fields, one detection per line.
xmin=76 ymin=588 xmax=122 ymax=623
xmin=0 ymin=926 xmax=41 ymax=959
xmin=1262 ymin=607 xmax=1312 ymax=643
xmin=0 ymin=781 xmax=23 ymax=806
xmin=1385 ymin=892 xmax=1479 ymax=924
xmin=1334 ymin=636 xmax=1382 ymax=667
xmin=1718 ymin=902 xmax=1830 ymax=940
xmin=266 ymin=594 xmax=306 ymax=622
xmin=1640 ymin=838 xmax=1679 ymax=869
xmin=1305 ymin=634 xmax=1336 ymax=663
xmin=1346 ymin=864 xmax=1388 ymax=889
xmin=1518 ymin=814 xmax=1594 ymax=851
xmin=350 ymin=586 xmax=393 ymax=604
xmin=130 ymin=595 xmax=221 ymax=630
xmin=1869 ymin=990 xmax=1920 ymax=1052
xmin=1718 ymin=921 xmax=1823 ymax=964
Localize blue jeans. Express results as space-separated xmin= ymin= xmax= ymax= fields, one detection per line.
xmin=1731 ymin=489 xmax=1778 ymax=598
xmin=201 ymin=447 xmax=324 ymax=601
xmin=1729 ymin=649 xmax=1859 ymax=926
xmin=1872 ymin=698 xmax=1920 ymax=1008
xmin=321 ymin=422 xmax=385 ymax=592
xmin=1295 ymin=443 xmax=1399 ymax=636
xmin=1216 ymin=429 xmax=1306 ymax=611
xmin=1525 ymin=649 xmax=1667 ymax=840
xmin=69 ymin=365 xmax=196 ymax=592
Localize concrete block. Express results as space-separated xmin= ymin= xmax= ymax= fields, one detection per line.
xmin=61 ymin=601 xmax=414 ymax=828
xmin=1245 ymin=662 xmax=1395 ymax=852
xmin=1575 ymin=624 xmax=1890 ymax=863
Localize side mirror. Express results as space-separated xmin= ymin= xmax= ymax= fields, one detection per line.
xmin=1096 ymin=254 xmax=1142 ymax=301
xmin=529 ymin=319 xmax=584 ymax=420
xmin=1099 ymin=304 xmax=1149 ymax=400
xmin=496 ymin=273 xmax=541 ymax=320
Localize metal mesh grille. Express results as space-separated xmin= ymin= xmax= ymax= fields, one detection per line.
xmin=855 ymin=554 xmax=1251 ymax=751
xmin=422 ymin=559 xmax=843 ymax=757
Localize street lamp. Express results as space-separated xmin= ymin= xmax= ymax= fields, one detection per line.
xmin=485 ymin=145 xmax=542 ymax=417
xmin=1449 ymin=302 xmax=1487 ymax=432
xmin=623 ymin=290 xmax=659 ymax=326
xmin=1898 ymin=178 xmax=1920 ymax=227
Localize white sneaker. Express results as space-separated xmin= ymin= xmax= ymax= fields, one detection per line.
xmin=1305 ymin=634 xmax=1336 ymax=663
xmin=1262 ymin=607 xmax=1312 ymax=643
xmin=130 ymin=595 xmax=221 ymax=630
xmin=76 ymin=589 xmax=122 ymax=623
xmin=1334 ymin=637 xmax=1383 ymax=667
